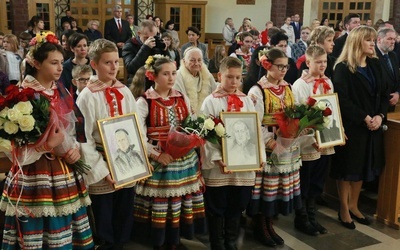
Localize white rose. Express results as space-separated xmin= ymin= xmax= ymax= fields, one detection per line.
xmin=7 ymin=108 xmax=23 ymax=122
xmin=4 ymin=121 xmax=19 ymax=134
xmin=316 ymin=101 xmax=327 ymax=110
xmin=203 ymin=118 xmax=215 ymax=130
xmin=0 ymin=138 xmax=12 ymax=152
xmin=215 ymin=123 xmax=225 ymax=137
xmin=14 ymin=101 xmax=33 ymax=115
xmin=0 ymin=107 xmax=9 ymax=118
xmin=18 ymin=115 xmax=35 ymax=132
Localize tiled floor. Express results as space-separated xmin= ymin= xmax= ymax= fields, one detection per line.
xmin=125 ymin=191 xmax=400 ymax=250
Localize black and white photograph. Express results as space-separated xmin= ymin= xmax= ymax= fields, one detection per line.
xmin=220 ymin=112 xmax=261 ymax=172
xmin=314 ymin=93 xmax=346 ymax=148
xmin=97 ymin=113 xmax=152 ymax=188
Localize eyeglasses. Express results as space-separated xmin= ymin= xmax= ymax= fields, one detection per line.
xmin=272 ymin=64 xmax=290 ymax=71
xmin=77 ymin=78 xmax=90 ymax=83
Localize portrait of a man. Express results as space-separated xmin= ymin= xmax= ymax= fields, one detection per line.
xmin=228 ymin=120 xmax=257 ymax=166
xmin=319 ymin=99 xmax=341 ymax=144
xmin=113 ymin=128 xmax=146 ymax=179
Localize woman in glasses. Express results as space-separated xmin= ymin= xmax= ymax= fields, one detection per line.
xmin=246 ymin=48 xmax=301 ymax=247
xmin=60 ymin=32 xmax=91 ymax=94
xmin=269 ymin=32 xmax=298 ymax=84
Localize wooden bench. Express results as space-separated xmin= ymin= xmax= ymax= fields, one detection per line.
xmin=117 ymin=58 xmax=128 ymax=84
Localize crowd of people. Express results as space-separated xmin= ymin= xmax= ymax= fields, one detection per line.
xmin=0 ymin=5 xmax=398 ymax=250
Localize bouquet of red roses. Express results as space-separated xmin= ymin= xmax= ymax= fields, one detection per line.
xmin=274 ymin=97 xmax=332 ymax=138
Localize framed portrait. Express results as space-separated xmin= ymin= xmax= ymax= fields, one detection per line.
xmin=97 ymin=113 xmax=152 ymax=189
xmin=314 ymin=93 xmax=346 ymax=148
xmin=220 ymin=112 xmax=262 ymax=172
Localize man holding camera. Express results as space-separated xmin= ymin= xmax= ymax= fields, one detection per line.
xmin=122 ymin=20 xmax=168 ymax=81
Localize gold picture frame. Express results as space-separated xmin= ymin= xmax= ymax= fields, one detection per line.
xmin=220 ymin=112 xmax=262 ymax=172
xmin=97 ymin=113 xmax=152 ymax=188
xmin=314 ymin=93 xmax=346 ymax=148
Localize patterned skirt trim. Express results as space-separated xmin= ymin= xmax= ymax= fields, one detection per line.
xmin=135 ymin=150 xmax=203 ymax=198
xmin=2 ymin=206 xmax=94 ymax=250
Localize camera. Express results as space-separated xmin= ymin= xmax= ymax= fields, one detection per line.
xmin=154 ymin=36 xmax=165 ymax=50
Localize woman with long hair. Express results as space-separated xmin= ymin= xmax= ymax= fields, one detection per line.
xmin=208 ymin=45 xmax=227 ymax=73
xmin=332 ymin=26 xmax=388 ymax=229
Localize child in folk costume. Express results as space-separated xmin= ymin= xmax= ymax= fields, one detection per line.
xmin=292 ymin=45 xmax=335 ymax=235
xmin=134 ymin=55 xmax=205 ymax=249
xmin=76 ymin=39 xmax=138 ymax=249
xmin=200 ymin=56 xmax=266 ymax=250
xmin=0 ymin=32 xmax=93 ymax=249
xmin=247 ymin=48 xmax=302 ymax=247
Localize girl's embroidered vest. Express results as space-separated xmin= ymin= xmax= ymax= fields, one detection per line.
xmin=145 ymin=95 xmax=189 ymax=148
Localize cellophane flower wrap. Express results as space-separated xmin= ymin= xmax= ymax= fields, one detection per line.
xmin=162 ymin=114 xmax=228 ymax=159
xmin=270 ymin=97 xmax=332 ymax=165
xmin=0 ymin=84 xmax=89 ymax=175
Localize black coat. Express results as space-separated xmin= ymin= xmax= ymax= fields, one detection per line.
xmin=331 ymin=33 xmax=348 ymax=58
xmin=331 ymin=58 xmax=389 ymax=179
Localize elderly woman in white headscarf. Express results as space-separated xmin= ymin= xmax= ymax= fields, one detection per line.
xmin=174 ymin=46 xmax=217 ymax=114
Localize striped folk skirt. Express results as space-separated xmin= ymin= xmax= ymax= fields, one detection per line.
xmin=0 ymin=155 xmax=93 ymax=249
xmin=134 ymin=150 xmax=206 ymax=246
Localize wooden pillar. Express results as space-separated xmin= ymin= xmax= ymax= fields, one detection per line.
xmin=270 ymin=0 xmax=287 ymax=27
xmin=10 ymin=0 xmax=29 ymax=35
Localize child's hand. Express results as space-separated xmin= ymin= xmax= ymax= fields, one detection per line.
xmin=47 ymin=124 xmax=64 ymax=149
xmin=214 ymin=160 xmax=232 ymax=174
xmin=157 ymin=153 xmax=174 ymax=166
xmin=104 ymin=174 xmax=116 ymax=186
xmin=64 ymin=147 xmax=80 ymax=164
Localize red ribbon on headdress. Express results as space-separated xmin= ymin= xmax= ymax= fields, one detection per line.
xmin=105 ymin=87 xmax=124 ymax=116
xmin=227 ymin=94 xmax=243 ymax=111
xmin=313 ymin=78 xmax=331 ymax=94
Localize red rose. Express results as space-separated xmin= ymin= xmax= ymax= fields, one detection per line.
xmin=306 ymin=97 xmax=317 ymax=106
xmin=5 ymin=85 xmax=19 ymax=95
xmin=213 ymin=117 xmax=222 ymax=125
xmin=46 ymin=34 xmax=59 ymax=44
xmin=323 ymin=107 xmax=332 ymax=116
xmin=145 ymin=71 xmax=155 ymax=81
xmin=21 ymin=88 xmax=35 ymax=99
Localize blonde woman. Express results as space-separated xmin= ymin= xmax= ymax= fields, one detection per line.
xmin=332 ymin=26 xmax=388 ymax=229
xmin=208 ymin=45 xmax=226 ymax=73
xmin=84 ymin=19 xmax=102 ymax=43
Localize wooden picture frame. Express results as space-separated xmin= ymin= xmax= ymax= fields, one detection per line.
xmin=314 ymin=93 xmax=346 ymax=148
xmin=97 ymin=113 xmax=151 ymax=188
xmin=220 ymin=112 xmax=262 ymax=172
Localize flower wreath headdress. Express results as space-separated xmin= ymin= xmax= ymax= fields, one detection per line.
xmin=258 ymin=48 xmax=272 ymax=70
xmin=26 ymin=31 xmax=59 ymax=67
xmin=144 ymin=54 xmax=169 ymax=81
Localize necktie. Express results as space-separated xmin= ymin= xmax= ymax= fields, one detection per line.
xmin=383 ymin=54 xmax=394 ymax=76
xmin=118 ymin=19 xmax=122 ymax=33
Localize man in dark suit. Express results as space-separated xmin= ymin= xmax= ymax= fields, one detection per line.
xmin=290 ymin=14 xmax=302 ymax=42
xmin=60 ymin=10 xmax=74 ymax=27
xmin=104 ymin=5 xmax=132 ymax=57
xmin=331 ymin=13 xmax=360 ymax=58
xmin=376 ymin=27 xmax=400 ymax=112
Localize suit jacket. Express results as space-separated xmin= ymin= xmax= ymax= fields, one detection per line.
xmin=331 ymin=33 xmax=348 ymax=58
xmin=104 ymin=18 xmax=132 ymax=46
xmin=375 ymin=47 xmax=400 ymax=94
xmin=332 ymin=58 xmax=389 ymax=177
xmin=290 ymin=22 xmax=302 ymax=40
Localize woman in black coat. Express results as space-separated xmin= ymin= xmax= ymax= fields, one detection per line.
xmin=332 ymin=26 xmax=389 ymax=229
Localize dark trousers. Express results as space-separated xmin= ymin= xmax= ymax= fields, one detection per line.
xmin=204 ymin=185 xmax=252 ymax=218
xmin=300 ymin=155 xmax=330 ymax=199
xmin=90 ymin=187 xmax=135 ymax=248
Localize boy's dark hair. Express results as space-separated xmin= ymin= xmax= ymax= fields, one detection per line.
xmin=186 ymin=26 xmax=201 ymax=37
xmin=219 ymin=57 xmax=242 ymax=73
xmin=0 ymin=32 xmax=4 ymax=36
xmin=249 ymin=29 xmax=260 ymax=36
xmin=88 ymin=39 xmax=118 ymax=62
xmin=269 ymin=32 xmax=288 ymax=46
xmin=19 ymin=31 xmax=32 ymax=41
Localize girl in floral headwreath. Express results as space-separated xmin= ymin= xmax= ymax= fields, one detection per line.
xmin=0 ymin=31 xmax=94 ymax=249
xmin=134 ymin=55 xmax=206 ymax=249
xmin=229 ymin=31 xmax=253 ymax=74
xmin=246 ymin=48 xmax=301 ymax=247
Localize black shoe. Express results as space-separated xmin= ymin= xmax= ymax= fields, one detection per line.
xmin=294 ymin=216 xmax=319 ymax=236
xmin=265 ymin=218 xmax=284 ymax=245
xmin=310 ymin=221 xmax=328 ymax=234
xmin=349 ymin=211 xmax=371 ymax=225
xmin=338 ymin=212 xmax=356 ymax=229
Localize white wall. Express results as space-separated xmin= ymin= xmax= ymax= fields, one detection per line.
xmin=205 ymin=0 xmax=272 ymax=33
